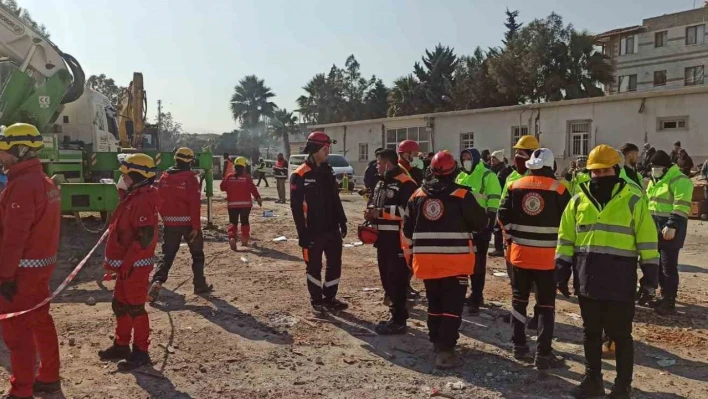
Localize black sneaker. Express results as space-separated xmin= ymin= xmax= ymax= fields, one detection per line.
xmin=117 ymin=348 xmax=151 ymax=371
xmin=147 ymin=281 xmax=162 ymax=303
xmin=407 ymin=285 xmax=420 ymax=299
xmin=654 ymin=296 xmax=676 ymax=315
xmin=374 ymin=320 xmax=407 ymax=335
xmin=535 ymin=352 xmax=564 ymax=370
xmin=647 ymin=295 xmax=664 ymax=309
xmin=467 ymin=302 xmax=480 ymax=315
xmin=570 ymin=373 xmax=605 ymax=398
xmin=488 ymin=250 xmax=504 ymax=257
xmin=98 ymin=342 xmax=131 ymax=361
xmin=512 ymin=345 xmax=530 ymax=361
xmin=194 ymin=283 xmax=214 ymax=295
xmin=311 ymin=302 xmax=325 ymax=315
xmin=323 ymin=298 xmax=348 ymax=311
xmin=32 ymin=379 xmax=61 ymax=393
xmin=607 ymin=384 xmax=631 ymax=399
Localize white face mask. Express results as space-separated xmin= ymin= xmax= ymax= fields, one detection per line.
xmin=651 ymin=167 xmax=665 ymax=179
xmin=463 ymin=160 xmax=473 ymax=171
xmin=411 ymin=156 xmax=423 ymax=169
xmin=117 ymin=175 xmax=129 ymax=191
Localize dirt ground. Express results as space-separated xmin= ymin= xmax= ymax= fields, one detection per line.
xmin=1 ymin=182 xmax=707 ymax=399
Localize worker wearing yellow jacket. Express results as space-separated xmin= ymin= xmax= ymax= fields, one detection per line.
xmin=556 ymin=144 xmax=659 ymax=399
xmin=455 ymin=147 xmax=501 ymax=314
xmin=563 ymin=156 xmax=590 ymax=196
xmin=644 ymin=150 xmax=693 ymax=315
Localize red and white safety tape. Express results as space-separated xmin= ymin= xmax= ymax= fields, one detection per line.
xmin=0 ymin=229 xmax=109 ymax=321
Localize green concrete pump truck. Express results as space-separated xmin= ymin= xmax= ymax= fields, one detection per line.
xmin=0 ymin=4 xmax=215 ymax=226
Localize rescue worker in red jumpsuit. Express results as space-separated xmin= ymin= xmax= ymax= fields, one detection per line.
xmin=99 ymin=153 xmax=161 ymax=371
xmin=291 ymin=131 xmax=348 ymax=313
xmin=498 ymin=148 xmax=571 ymax=369
xmin=365 ymin=148 xmax=417 ymax=334
xmin=220 ymin=156 xmax=262 ymax=251
xmin=148 ymin=147 xmax=213 ymax=302
xmin=397 ymin=139 xmax=424 ymax=185
xmin=403 ymin=151 xmax=488 ymax=369
xmin=0 ymin=123 xmax=62 ymax=398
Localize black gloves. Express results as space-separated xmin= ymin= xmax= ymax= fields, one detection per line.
xmin=340 ymin=223 xmax=348 ymax=239
xmin=485 ymin=211 xmax=497 ymax=232
xmin=0 ymin=280 xmax=17 ymax=302
xmin=298 ymin=236 xmax=312 ymax=249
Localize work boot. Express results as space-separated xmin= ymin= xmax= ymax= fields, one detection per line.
xmin=607 ymin=384 xmax=631 ymax=399
xmin=147 ymin=281 xmax=162 ymax=303
xmin=647 ymin=295 xmax=664 ymax=309
xmin=323 ymin=297 xmax=348 ymax=311
xmin=32 ymin=380 xmax=61 ymax=394
xmin=488 ymin=249 xmax=504 ymax=257
xmin=194 ymin=282 xmax=214 ymax=295
xmin=636 ymin=288 xmax=655 ymax=307
xmin=534 ymin=352 xmax=564 ymax=370
xmin=602 ymin=339 xmax=616 ymax=359
xmin=374 ymin=319 xmax=407 ymax=335
xmin=98 ymin=342 xmax=131 ymax=361
xmin=655 ymin=296 xmax=676 ymax=315
xmin=435 ymin=349 xmax=461 ymax=369
xmin=382 ymin=295 xmax=392 ymax=307
xmin=311 ymin=302 xmax=326 ymax=315
xmin=570 ymin=373 xmax=605 ymax=398
xmin=527 ymin=313 xmax=539 ymax=331
xmin=228 ymin=237 xmax=238 ymax=252
xmin=512 ymin=345 xmax=530 ymax=361
xmin=117 ymin=347 xmax=151 ymax=371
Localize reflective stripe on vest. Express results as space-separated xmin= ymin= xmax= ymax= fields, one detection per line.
xmin=163 ymin=216 xmax=191 ymax=223
xmin=18 ymin=255 xmax=57 ymax=268
xmin=376 ymin=225 xmax=400 ymax=231
xmin=104 ymin=257 xmax=156 ymax=268
xmin=411 ymin=246 xmax=474 ymax=254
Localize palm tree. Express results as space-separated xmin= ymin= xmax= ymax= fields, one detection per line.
xmin=230 ymin=75 xmax=276 ymax=129
xmin=269 ymin=109 xmax=298 ymax=159
xmin=388 ymin=75 xmax=423 ymax=117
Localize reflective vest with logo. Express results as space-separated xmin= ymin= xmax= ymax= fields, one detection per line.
xmin=404 ymin=185 xmax=488 ymax=280
xmin=455 ymin=162 xmax=502 ymax=213
xmin=646 ymin=165 xmax=692 ymax=220
xmin=499 ymin=175 xmax=571 ymax=270
xmin=556 ymin=181 xmax=659 ymax=302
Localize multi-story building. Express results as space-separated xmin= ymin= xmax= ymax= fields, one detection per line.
xmin=597 ymin=5 xmax=708 ymax=94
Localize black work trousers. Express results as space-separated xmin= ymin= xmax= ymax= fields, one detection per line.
xmin=303 ymin=229 xmax=342 ymax=304
xmin=578 ymin=296 xmax=635 ymax=386
xmin=276 ymin=178 xmax=287 ymax=202
xmin=659 ymin=248 xmax=680 ymax=298
xmin=153 ymin=226 xmax=206 ymax=286
xmin=228 ymin=207 xmax=251 ymax=225
xmin=376 ymin=241 xmax=409 ymax=324
xmin=511 ymin=266 xmax=556 ymax=355
xmin=493 ymin=225 xmax=504 ymax=252
xmin=424 ymin=276 xmax=467 ymax=351
xmin=256 ymin=172 xmax=269 ymax=187
xmin=469 ymin=237 xmax=490 ymax=305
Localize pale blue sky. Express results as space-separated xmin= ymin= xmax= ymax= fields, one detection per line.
xmin=22 ymin=0 xmax=698 ymax=133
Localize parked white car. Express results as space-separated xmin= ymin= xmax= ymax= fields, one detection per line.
xmin=289 ymin=154 xmax=356 ymax=190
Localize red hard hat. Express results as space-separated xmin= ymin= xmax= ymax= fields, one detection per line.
xmin=430 ymin=151 xmax=457 ymax=176
xmin=307 ymin=131 xmax=336 ymax=145
xmin=397 ymin=139 xmax=419 ymax=153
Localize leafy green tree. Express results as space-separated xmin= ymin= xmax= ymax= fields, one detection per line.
xmin=362 ymin=78 xmax=389 ymax=119
xmin=1 ymin=0 xmax=50 ymax=38
xmin=268 ymin=109 xmax=299 ymax=158
xmin=86 ymin=74 xmax=125 ymax=107
xmin=413 ymin=44 xmax=458 ymax=112
xmin=387 ymin=75 xmax=425 ymax=117
xmin=230 ymin=75 xmax=276 ymax=128
xmin=502 ymin=8 xmax=522 ymax=45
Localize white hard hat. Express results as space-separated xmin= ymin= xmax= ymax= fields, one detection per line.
xmin=525 ymin=148 xmax=555 ymax=170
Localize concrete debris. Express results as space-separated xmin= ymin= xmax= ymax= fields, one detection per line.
xmin=352 ymin=241 xmax=364 ymax=246
xmin=362 ymin=287 xmax=381 ymax=292
xmin=240 ymin=256 xmax=249 ymax=263
xmin=492 ymin=271 xmax=508 ymax=277
xmin=272 ymin=236 xmax=288 ymax=242
xmin=657 ymin=359 xmax=676 ymax=367
xmin=85 ymin=296 xmax=97 ymax=306
xmin=445 ymin=381 xmax=466 ymax=390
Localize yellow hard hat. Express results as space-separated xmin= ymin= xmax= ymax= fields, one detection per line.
xmin=120 ymin=153 xmax=157 ymax=178
xmin=513 ymin=135 xmax=540 ymax=150
xmin=586 ymin=144 xmax=622 ymax=170
xmin=0 ymin=123 xmax=44 ymax=151
xmin=174 ymin=147 xmax=194 ymax=163
xmin=234 ymin=157 xmax=247 ymax=167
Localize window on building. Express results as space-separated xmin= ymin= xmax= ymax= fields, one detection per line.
xmin=618 ymin=74 xmax=638 ymax=92
xmin=620 ymin=34 xmax=637 ymax=55
xmin=685 ymin=66 xmax=705 ymax=86
xmin=459 ymin=133 xmax=474 ymax=150
xmin=511 ymin=126 xmax=529 ymax=150
xmin=658 ymin=117 xmax=688 ymax=131
xmin=568 ymin=121 xmax=591 ymax=156
xmin=358 ymin=143 xmax=368 ymax=161
xmin=655 ymin=31 xmax=667 ymax=48
xmin=654 ymin=70 xmax=667 ymax=87
xmin=686 ymin=24 xmax=706 ymax=45
xmin=385 ymin=127 xmax=431 ymax=153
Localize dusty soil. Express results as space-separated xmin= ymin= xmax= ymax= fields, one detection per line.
xmin=1 ymin=183 xmax=707 ymax=399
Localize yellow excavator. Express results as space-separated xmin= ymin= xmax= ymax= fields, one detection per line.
xmin=117 ymin=72 xmax=159 ymax=149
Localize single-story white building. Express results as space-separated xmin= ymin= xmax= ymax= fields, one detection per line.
xmin=309 ymin=86 xmax=708 ymax=175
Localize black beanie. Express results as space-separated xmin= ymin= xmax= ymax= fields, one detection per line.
xmin=650 ymin=150 xmax=672 ymax=168
xmin=304 ymin=141 xmax=324 ymax=155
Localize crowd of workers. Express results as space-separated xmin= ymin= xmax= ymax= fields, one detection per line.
xmin=0 ymin=119 xmax=696 ymax=398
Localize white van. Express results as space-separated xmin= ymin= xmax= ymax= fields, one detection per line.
xmin=289 ymin=154 xmax=356 ymax=190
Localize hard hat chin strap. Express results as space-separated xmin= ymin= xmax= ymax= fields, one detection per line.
xmin=9 ymin=145 xmax=36 ymax=161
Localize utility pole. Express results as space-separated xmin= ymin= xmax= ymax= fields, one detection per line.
xmin=156 ymin=99 xmax=162 ymax=150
